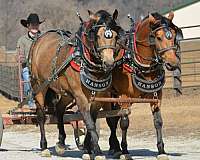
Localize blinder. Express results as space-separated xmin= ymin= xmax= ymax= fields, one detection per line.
xmin=149 ymin=33 xmax=155 ymax=46
xmin=149 ymin=25 xmax=173 ymax=46
xmin=165 ymin=30 xmax=173 ymax=40
xmin=175 ymin=27 xmax=183 ymax=44
xmin=148 ymin=24 xmax=179 ymax=62
xmin=149 ymin=25 xmax=183 ymax=48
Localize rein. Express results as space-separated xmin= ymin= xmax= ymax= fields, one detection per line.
xmin=75 ymin=33 xmax=103 ymax=70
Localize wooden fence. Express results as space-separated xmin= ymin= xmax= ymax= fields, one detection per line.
xmin=0 ymin=47 xmax=19 ymax=100
xmin=0 ymin=64 xmax=19 ymax=100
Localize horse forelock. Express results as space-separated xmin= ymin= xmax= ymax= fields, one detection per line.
xmin=79 ymin=10 xmax=122 ymax=36
xmin=95 ymin=10 xmax=121 ymax=33
xmin=141 ymin=12 xmax=176 ymax=31
xmin=151 ymin=12 xmax=176 ymax=31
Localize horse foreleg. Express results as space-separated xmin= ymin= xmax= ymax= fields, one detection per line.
xmin=76 ymin=96 xmax=101 ymax=156
xmin=106 ymin=103 xmax=121 ymax=154
xmin=120 ymin=115 xmax=129 ymax=154
xmin=151 ymin=106 xmax=166 ymax=155
xmin=35 ymin=92 xmax=47 ymax=151
xmin=54 ymin=96 xmax=69 ymax=155
xmin=36 ymin=107 xmax=47 ymax=150
xmin=83 ymin=131 xmax=92 ymax=154
xmin=56 ymin=97 xmax=66 ymax=146
xmin=83 ymin=108 xmax=98 ymax=154
xmin=81 ymin=110 xmax=101 ymax=155
xmin=106 ymin=116 xmax=121 ymax=156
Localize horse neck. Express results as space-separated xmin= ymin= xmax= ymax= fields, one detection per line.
xmin=135 ymin=19 xmax=154 ymax=65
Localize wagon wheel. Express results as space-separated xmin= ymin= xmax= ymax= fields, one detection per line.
xmin=0 ymin=112 xmax=3 ymax=147
xmin=73 ymin=120 xmax=86 ymax=150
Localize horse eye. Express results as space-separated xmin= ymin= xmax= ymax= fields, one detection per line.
xmin=156 ymin=37 xmax=162 ymax=41
xmin=165 ymin=30 xmax=173 ymax=40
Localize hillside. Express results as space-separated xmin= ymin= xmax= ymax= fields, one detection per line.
xmin=0 ymin=0 xmax=196 ymax=49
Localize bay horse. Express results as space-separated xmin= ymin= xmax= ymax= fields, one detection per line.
xmin=106 ymin=12 xmax=183 ymax=160
xmin=30 ymin=10 xmax=125 ymax=159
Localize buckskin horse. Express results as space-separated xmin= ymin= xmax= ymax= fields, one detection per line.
xmin=30 ymin=9 xmax=125 ymax=159
xmin=106 ymin=12 xmax=183 ymax=160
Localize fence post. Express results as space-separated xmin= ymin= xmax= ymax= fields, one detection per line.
xmin=173 ymin=41 xmax=182 ymax=96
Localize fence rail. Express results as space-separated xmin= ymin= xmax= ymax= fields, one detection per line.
xmin=0 ymin=64 xmax=20 ymax=100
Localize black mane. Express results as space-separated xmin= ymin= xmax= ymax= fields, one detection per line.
xmin=95 ymin=10 xmax=121 ymax=33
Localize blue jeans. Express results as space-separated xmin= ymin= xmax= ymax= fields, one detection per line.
xmin=22 ymin=67 xmax=34 ymax=107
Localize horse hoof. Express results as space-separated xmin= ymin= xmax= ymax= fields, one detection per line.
xmin=120 ymin=154 xmax=133 ymax=160
xmin=113 ymin=151 xmax=122 ymax=159
xmin=157 ymin=154 xmax=169 ymax=160
xmin=82 ymin=153 xmax=94 ymax=160
xmin=79 ymin=134 xmax=85 ymax=145
xmin=55 ymin=143 xmax=65 ymax=155
xmin=94 ymin=155 xmax=106 ymax=160
xmin=40 ymin=149 xmax=51 ymax=157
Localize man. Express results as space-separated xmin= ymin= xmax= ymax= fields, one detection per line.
xmin=16 ymin=13 xmax=44 ymax=109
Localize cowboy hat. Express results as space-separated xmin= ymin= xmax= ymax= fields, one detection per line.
xmin=20 ymin=13 xmax=44 ymax=28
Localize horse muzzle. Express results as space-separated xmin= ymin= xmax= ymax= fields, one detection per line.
xmin=165 ymin=63 xmax=178 ymax=71
xmin=102 ymin=61 xmax=114 ymax=72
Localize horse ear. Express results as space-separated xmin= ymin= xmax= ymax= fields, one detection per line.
xmin=167 ymin=11 xmax=174 ymax=21
xmin=88 ymin=10 xmax=99 ymax=22
xmin=113 ymin=9 xmax=118 ymax=20
xmin=149 ymin=14 xmax=156 ymax=24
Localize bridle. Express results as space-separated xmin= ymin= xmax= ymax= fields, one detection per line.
xmin=76 ymin=19 xmax=125 ymax=73
xmin=149 ymin=25 xmax=178 ymax=55
xmin=86 ymin=23 xmax=118 ymax=60
xmin=133 ymin=20 xmax=182 ymax=70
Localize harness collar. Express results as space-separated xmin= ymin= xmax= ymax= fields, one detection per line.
xmin=80 ymin=65 xmax=112 ymax=92
xmin=132 ymin=69 xmax=165 ymax=93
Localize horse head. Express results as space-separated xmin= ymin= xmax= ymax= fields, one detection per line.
xmin=82 ymin=9 xmax=124 ymax=72
xmin=135 ymin=12 xmax=183 ymax=71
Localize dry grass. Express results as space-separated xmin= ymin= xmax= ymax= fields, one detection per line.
xmin=0 ymin=94 xmax=17 ymax=113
